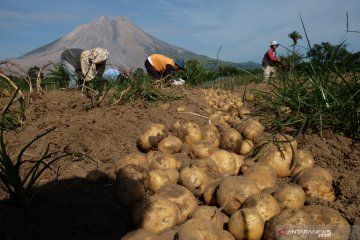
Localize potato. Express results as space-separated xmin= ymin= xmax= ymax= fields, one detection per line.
xmin=157 ymin=184 xmax=198 ymax=224
xmin=230 ymin=152 xmax=245 ymax=174
xmin=202 ymin=124 xmax=221 ymax=147
xmin=220 ymin=127 xmax=243 ymax=153
xmin=302 ymin=205 xmax=350 ymax=240
xmin=175 ymin=218 xmax=220 ymax=240
xmin=113 ymin=179 xmax=145 ymax=206
xmin=228 ymin=208 xmax=264 ymax=240
xmin=179 ymin=165 xmax=209 ymax=196
xmin=263 ymin=208 xmax=316 ymax=240
xmin=242 ymin=192 xmax=281 ymax=221
xmin=149 ymin=169 xmax=179 ymax=192
xmin=243 ymin=162 xmax=277 ymax=190
xmin=274 ymin=183 xmax=306 ymax=209
xmin=114 ymin=152 xmax=149 ymax=170
xmin=190 ymin=158 xmax=220 ymax=173
xmin=189 ymin=140 xmax=217 ymax=159
xmin=137 ymin=123 xmax=168 ymax=152
xmin=132 ymin=195 xmax=179 ymax=233
xmin=293 ymin=167 xmax=335 ymax=202
xmin=191 ymin=206 xmax=229 ymax=230
xmin=157 ymin=135 xmax=183 ymax=154
xmin=217 ymin=176 xmax=261 ymax=215
xmin=240 ymin=120 xmax=264 ymax=141
xmin=121 ymin=228 xmax=159 ymax=240
xmin=147 ymin=151 xmax=179 ymax=171
xmin=115 ymin=164 xmax=150 ymax=190
xmin=179 ymin=122 xmax=203 ymax=144
xmin=208 ymin=149 xmax=238 ymax=175
xmin=238 ymin=107 xmax=251 ymax=119
xmin=239 ymin=139 xmax=254 ymax=155
xmin=218 ymin=230 xmax=235 ymax=240
xmin=258 ymin=135 xmax=297 ymax=177
xmin=239 ymin=159 xmax=256 ymax=174
xmin=292 ymin=149 xmax=315 ymax=176
xmin=203 ymin=180 xmax=221 ymax=206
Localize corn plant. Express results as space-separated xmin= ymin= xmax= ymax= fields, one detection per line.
xmin=0 ymin=89 xmax=85 ymax=204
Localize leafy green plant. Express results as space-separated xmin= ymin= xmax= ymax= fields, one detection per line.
xmin=110 ymin=68 xmax=182 ymax=104
xmin=0 ymin=89 xmax=87 ymax=204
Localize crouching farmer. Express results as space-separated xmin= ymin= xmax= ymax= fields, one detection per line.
xmin=60 ymin=47 xmax=109 ymax=89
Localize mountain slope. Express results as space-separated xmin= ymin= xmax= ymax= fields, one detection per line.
xmin=13 ymin=16 xmax=260 ymax=71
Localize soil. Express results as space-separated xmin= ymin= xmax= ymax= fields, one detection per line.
xmin=0 ymin=83 xmax=359 ymax=240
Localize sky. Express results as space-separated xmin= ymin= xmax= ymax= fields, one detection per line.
xmin=0 ymin=0 xmax=359 ymax=63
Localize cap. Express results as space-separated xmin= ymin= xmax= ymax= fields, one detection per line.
xmin=270 ymin=40 xmax=280 ymax=46
xmin=175 ymin=59 xmax=185 ymax=69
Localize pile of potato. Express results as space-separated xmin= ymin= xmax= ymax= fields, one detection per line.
xmin=118 ymin=89 xmax=350 ymax=240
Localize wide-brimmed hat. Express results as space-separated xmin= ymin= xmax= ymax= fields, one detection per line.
xmin=175 ymin=59 xmax=185 ymax=69
xmin=270 ymin=40 xmax=280 ymax=46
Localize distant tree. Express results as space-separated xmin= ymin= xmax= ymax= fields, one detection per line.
xmin=288 ymin=31 xmax=302 ymax=47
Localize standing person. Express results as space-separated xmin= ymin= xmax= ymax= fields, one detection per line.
xmin=60 ymin=47 xmax=109 ymax=89
xmin=262 ymin=40 xmax=281 ymax=81
xmin=144 ymin=54 xmax=185 ymax=84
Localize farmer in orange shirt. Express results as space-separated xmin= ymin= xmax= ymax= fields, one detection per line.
xmin=144 ymin=54 xmax=185 ymax=81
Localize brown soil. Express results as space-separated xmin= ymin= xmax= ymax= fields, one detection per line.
xmin=0 ymin=84 xmax=359 ymax=240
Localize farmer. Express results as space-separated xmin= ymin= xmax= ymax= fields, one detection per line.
xmin=144 ymin=54 xmax=185 ymax=83
xmin=60 ymin=47 xmax=109 ymax=89
xmin=262 ymin=40 xmax=281 ymax=81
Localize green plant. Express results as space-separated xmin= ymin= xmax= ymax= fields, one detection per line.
xmin=0 ymin=89 xmax=87 ymax=204
xmin=111 ymin=69 xmax=182 ymax=104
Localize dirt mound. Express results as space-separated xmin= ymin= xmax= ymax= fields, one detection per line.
xmin=0 ymin=85 xmax=359 ymax=239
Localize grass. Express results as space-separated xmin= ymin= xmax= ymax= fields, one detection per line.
xmin=252 ymin=61 xmax=359 ymax=139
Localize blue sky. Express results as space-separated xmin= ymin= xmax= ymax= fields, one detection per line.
xmin=0 ymin=0 xmax=359 ymax=63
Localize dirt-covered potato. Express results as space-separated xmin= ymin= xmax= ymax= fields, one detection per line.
xmin=208 ymin=149 xmax=238 ymax=175
xmin=175 ymin=218 xmax=220 ymax=240
xmin=228 ymin=208 xmax=264 ymax=240
xmin=242 ymin=192 xmax=281 ymax=221
xmin=147 ymin=151 xmax=179 ymax=171
xmin=189 ymin=140 xmax=217 ymax=159
xmin=293 ymin=167 xmax=335 ymax=202
xmin=220 ymin=127 xmax=243 ymax=153
xmin=274 ymin=183 xmax=306 ymax=209
xmin=239 ymin=139 xmax=254 ymax=155
xmin=191 ymin=205 xmax=229 ymax=230
xmin=217 ymin=176 xmax=261 ymax=215
xmin=292 ymin=149 xmax=315 ymax=176
xmin=132 ymin=195 xmax=179 ymax=233
xmin=121 ymin=228 xmax=159 ymax=240
xmin=239 ymin=159 xmax=256 ymax=174
xmin=230 ymin=152 xmax=245 ymax=174
xmin=263 ymin=208 xmax=316 ymax=240
xmin=148 ymin=169 xmax=179 ymax=192
xmin=178 ymin=122 xmax=203 ymax=144
xmin=218 ymin=230 xmax=235 ymax=240
xmin=240 ymin=120 xmax=264 ymax=142
xmin=157 ymin=184 xmax=198 ymax=224
xmin=179 ymin=165 xmax=209 ymax=196
xmin=243 ymin=162 xmax=277 ymax=190
xmin=302 ymin=205 xmax=350 ymax=240
xmin=202 ymin=124 xmax=221 ymax=148
xmin=115 ymin=164 xmax=150 ymax=190
xmin=203 ymin=180 xmax=221 ymax=206
xmin=190 ymin=158 xmax=220 ymax=173
xmin=114 ymin=152 xmax=149 ymax=170
xmin=258 ymin=134 xmax=298 ymax=177
xmin=157 ymin=135 xmax=183 ymax=154
xmin=113 ymin=179 xmax=145 ymax=206
xmin=137 ymin=123 xmax=168 ymax=152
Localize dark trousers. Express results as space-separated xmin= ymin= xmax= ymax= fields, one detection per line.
xmin=144 ymin=59 xmax=160 ymax=80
